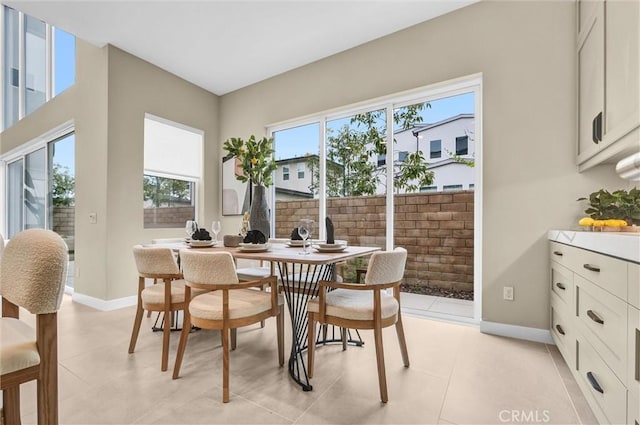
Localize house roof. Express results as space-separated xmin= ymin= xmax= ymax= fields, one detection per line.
xmin=412 ymin=113 xmax=474 ymax=136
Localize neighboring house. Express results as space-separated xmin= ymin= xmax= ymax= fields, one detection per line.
xmin=274 ymin=156 xmax=315 ymax=200
xmin=376 ymin=113 xmax=475 ymax=193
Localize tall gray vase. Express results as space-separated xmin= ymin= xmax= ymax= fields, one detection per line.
xmin=250 ymin=185 xmax=270 ymax=238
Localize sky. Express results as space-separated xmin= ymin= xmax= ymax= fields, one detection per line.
xmin=273 ymin=92 xmax=474 ymax=160
xmin=51 ymin=27 xmax=75 ymax=172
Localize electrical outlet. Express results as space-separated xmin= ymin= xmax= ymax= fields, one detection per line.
xmin=88 ymin=212 xmax=97 ymax=224
xmin=503 ymin=286 xmax=514 ymax=301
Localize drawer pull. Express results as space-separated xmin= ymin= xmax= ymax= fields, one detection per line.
xmin=586 ymin=372 xmax=604 ymax=393
xmin=583 ymin=264 xmax=600 ymax=272
xmin=553 ymin=251 xmax=563 ymax=257
xmin=555 ymin=282 xmax=566 ymax=291
xmin=555 ymin=324 xmax=565 ymax=335
xmin=587 ymin=310 xmax=604 ymax=325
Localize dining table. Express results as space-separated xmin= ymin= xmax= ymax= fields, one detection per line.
xmin=147 ymin=240 xmax=380 ymax=391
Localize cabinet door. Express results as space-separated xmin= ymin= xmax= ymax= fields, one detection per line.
xmin=605 ymin=0 xmax=640 ymax=142
xmin=577 ymin=1 xmax=605 ymax=163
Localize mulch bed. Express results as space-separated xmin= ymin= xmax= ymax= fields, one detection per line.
xmin=400 ymin=283 xmax=474 ymax=301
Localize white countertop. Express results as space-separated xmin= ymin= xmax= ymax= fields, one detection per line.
xmin=548 ymin=229 xmax=640 ymax=263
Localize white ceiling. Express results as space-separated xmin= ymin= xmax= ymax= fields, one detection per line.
xmin=6 ymin=1 xmax=477 ymax=95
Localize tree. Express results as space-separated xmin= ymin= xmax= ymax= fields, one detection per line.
xmin=143 ymin=175 xmax=191 ymax=207
xmin=52 ymin=164 xmax=75 ymax=207
xmin=307 ymin=102 xmax=434 ymax=196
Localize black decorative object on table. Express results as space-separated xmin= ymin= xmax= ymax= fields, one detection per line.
xmin=290 ymin=227 xmax=303 ymax=240
xmin=192 ymin=228 xmax=212 ymax=240
xmin=325 ymin=217 xmax=335 ymax=244
xmin=243 ymin=230 xmax=266 ymax=244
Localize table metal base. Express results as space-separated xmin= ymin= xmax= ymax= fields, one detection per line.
xmin=277 ymin=261 xmax=364 ymax=391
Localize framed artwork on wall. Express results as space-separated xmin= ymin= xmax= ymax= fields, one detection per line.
xmin=222 ymin=155 xmax=251 ymax=216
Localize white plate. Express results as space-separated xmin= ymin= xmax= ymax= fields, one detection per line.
xmin=188 ymin=240 xmax=215 ymax=248
xmin=313 ymin=245 xmax=347 ymax=253
xmin=316 ymin=241 xmax=347 ymax=249
xmin=286 ymin=240 xmax=306 ymax=247
xmin=238 ymin=243 xmax=270 ymax=252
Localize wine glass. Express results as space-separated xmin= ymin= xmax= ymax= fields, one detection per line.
xmin=298 ymin=219 xmax=313 ymax=255
xmin=185 ymin=220 xmax=197 ymax=240
xmin=211 ymin=220 xmax=221 ymax=243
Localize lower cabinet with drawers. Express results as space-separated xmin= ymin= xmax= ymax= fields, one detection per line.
xmin=549 ymin=240 xmax=640 ymax=425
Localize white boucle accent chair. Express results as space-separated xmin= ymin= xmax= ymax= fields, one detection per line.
xmin=129 ymin=245 xmax=206 ymax=372
xmin=0 ymin=229 xmax=68 ymax=425
xmin=307 ymin=247 xmax=409 ymax=403
xmin=172 ymin=250 xmax=284 ymax=403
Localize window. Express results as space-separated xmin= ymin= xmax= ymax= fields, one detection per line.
xmin=443 ymin=184 xmax=463 ymax=191
xmin=377 ymin=155 xmax=386 ymax=167
xmin=456 ymin=136 xmax=469 ymax=155
xmin=282 ymin=166 xmax=290 ymax=181
xmin=3 ymin=6 xmax=19 ymax=128
xmin=430 ymin=140 xmax=442 ymax=159
xmin=54 ymin=28 xmax=76 ymax=95
xmin=398 ymin=151 xmax=408 ymax=162
xmin=469 ymin=184 xmax=475 ymax=190
xmin=1 ymin=5 xmax=76 ymax=130
xmin=3 ymin=128 xmax=75 ymax=241
xmin=143 ymin=115 xmax=202 ymax=228
xmin=25 ymin=15 xmax=46 ymax=115
xmin=420 ymin=186 xmax=437 ymax=192
xmin=297 ymin=163 xmax=305 ymax=179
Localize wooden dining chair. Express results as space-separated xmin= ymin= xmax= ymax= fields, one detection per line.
xmin=307 ymin=247 xmax=409 ymax=403
xmin=0 ymin=229 xmax=68 ymax=425
xmin=129 ymin=245 xmax=207 ymax=372
xmin=172 ymin=250 xmax=284 ymax=403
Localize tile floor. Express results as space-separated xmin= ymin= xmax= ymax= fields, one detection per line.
xmin=9 ymin=295 xmax=597 ymax=425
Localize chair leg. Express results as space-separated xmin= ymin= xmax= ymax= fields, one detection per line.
xmin=373 ymin=324 xmax=388 ymax=403
xmin=222 ymin=326 xmax=230 ymax=403
xmin=307 ymin=313 xmax=316 ymax=378
xmin=37 ymin=313 xmax=58 ymax=425
xmin=230 ymin=328 xmax=237 ymax=351
xmin=172 ymin=309 xmax=191 ymax=379
xmin=277 ymin=305 xmax=284 ymax=366
xmin=3 ymin=387 xmax=21 ymax=425
xmin=341 ymin=327 xmax=347 ymax=351
xmin=395 ymin=313 xmax=410 ymax=367
xmin=161 ymin=306 xmax=171 ymax=371
xmin=128 ymin=302 xmax=144 ymax=353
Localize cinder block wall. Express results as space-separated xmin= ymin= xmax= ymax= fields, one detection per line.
xmin=274 ymin=191 xmax=474 ymax=290
xmin=143 ymin=206 xmax=195 ymax=228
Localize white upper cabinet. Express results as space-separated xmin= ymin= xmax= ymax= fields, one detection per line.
xmin=577 ymin=1 xmax=605 ymax=163
xmin=577 ymin=0 xmax=640 ymax=171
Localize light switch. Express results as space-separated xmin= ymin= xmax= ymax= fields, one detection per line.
xmin=88 ymin=212 xmax=97 ymax=224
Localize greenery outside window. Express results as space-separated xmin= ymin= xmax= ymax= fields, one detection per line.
xmin=143 ymin=174 xmax=195 ymax=228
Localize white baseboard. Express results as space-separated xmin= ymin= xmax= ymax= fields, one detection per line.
xmin=72 ymin=292 xmax=137 ymax=311
xmin=480 ymin=320 xmax=554 ymax=344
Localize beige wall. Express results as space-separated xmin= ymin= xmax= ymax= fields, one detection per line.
xmin=219 ymin=1 xmax=625 ymax=330
xmin=1 ymin=42 xmax=219 ymax=301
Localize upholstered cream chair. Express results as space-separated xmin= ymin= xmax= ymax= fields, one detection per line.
xmin=0 ymin=229 xmax=68 ymax=425
xmin=129 ymin=245 xmax=206 ymax=372
xmin=307 ymin=247 xmax=409 ymax=403
xmin=172 ymin=250 xmax=284 ymax=403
